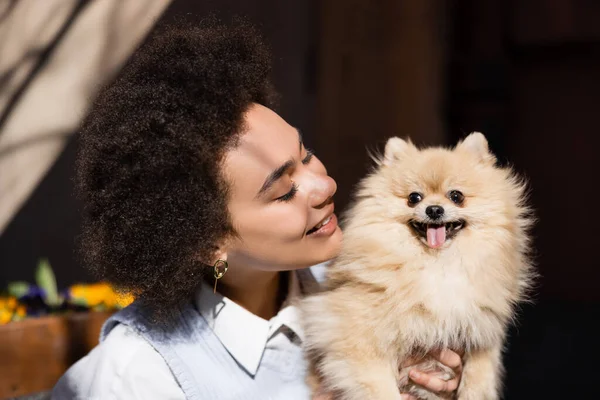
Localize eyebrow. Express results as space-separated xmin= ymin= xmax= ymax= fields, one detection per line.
xmin=256 ymin=129 xmax=303 ymax=198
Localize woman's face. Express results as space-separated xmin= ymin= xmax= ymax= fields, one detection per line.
xmin=221 ymin=104 xmax=342 ymax=271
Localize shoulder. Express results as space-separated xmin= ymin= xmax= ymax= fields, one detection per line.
xmin=52 ymin=323 xmax=184 ymax=400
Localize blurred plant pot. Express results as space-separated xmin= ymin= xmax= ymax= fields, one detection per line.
xmin=0 ymin=311 xmax=114 ymax=399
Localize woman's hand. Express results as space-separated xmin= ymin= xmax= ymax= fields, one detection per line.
xmin=312 ymin=349 xmax=464 ymax=400
xmin=402 ymin=348 xmax=464 ymax=399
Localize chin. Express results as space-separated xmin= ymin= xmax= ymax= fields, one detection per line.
xmin=296 ymin=227 xmax=343 ymax=270
xmin=319 ymin=226 xmax=343 ymax=260
xmin=299 ymin=132 xmax=535 ymax=400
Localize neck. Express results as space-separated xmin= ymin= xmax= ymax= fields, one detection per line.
xmin=217 ymin=268 xmax=286 ymax=320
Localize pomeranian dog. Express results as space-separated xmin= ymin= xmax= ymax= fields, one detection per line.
xmin=300 ymin=133 xmax=534 ymax=400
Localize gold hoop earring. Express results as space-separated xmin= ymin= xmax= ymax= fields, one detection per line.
xmin=213 ymin=259 xmax=228 ymax=294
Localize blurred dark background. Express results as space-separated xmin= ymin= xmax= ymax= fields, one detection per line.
xmin=1 ymin=0 xmax=599 ymax=398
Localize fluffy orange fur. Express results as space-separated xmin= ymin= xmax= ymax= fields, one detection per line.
xmin=300 ymin=133 xmax=534 ymax=400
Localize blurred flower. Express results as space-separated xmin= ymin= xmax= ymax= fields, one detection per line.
xmin=0 ymin=309 xmax=11 ymax=324
xmin=68 ymin=282 xmax=134 ymax=310
xmin=16 ymin=305 xmax=26 ymax=318
xmin=0 ymin=297 xmax=17 ymax=310
xmin=19 ymin=286 xmax=46 ymax=300
xmin=116 ymin=292 xmax=135 ymax=308
xmin=0 ymin=296 xmax=23 ymax=323
xmin=0 ymin=297 xmax=15 ymax=309
xmin=1 ymin=259 xmax=134 ymax=325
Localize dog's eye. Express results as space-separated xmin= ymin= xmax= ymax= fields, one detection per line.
xmin=448 ymin=190 xmax=465 ymax=205
xmin=408 ymin=192 xmax=423 ymax=206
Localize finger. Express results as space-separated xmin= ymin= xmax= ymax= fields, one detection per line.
xmin=437 ymin=348 xmax=463 ymax=371
xmin=409 ymin=370 xmax=459 ymax=393
xmin=400 ymin=394 xmax=418 ymax=400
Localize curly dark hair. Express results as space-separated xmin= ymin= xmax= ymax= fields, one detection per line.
xmin=75 ymin=17 xmax=277 ymax=314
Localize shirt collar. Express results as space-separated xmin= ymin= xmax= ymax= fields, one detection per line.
xmin=195 ymin=269 xmax=310 ymax=376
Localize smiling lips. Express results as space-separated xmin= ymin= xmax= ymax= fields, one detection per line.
xmin=307 ymin=210 xmax=338 ymax=237
xmin=312 ymin=215 xmax=332 ymax=231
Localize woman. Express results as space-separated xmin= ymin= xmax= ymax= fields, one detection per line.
xmin=52 ymin=18 xmax=463 ymax=400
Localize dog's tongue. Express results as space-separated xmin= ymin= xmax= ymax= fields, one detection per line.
xmin=427 ymin=225 xmax=446 ymax=248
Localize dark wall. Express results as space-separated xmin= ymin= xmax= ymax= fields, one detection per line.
xmin=447 ymin=1 xmax=600 ymax=398
xmin=448 ymin=0 xmax=600 ymax=302
xmin=0 ymin=0 xmax=317 ymax=288
xmin=314 ymin=1 xmax=449 ymax=213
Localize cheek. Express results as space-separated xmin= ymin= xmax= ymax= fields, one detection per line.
xmin=232 ymin=202 xmax=309 ymax=244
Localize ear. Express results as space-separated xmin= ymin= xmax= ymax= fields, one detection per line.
xmin=383 ymin=137 xmax=411 ymax=166
xmin=457 ymin=132 xmax=496 ymax=164
xmin=206 ymin=242 xmax=229 ymax=267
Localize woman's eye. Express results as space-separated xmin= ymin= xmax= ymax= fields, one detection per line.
xmin=276 ymin=181 xmax=299 ymax=202
xmin=302 ymin=149 xmax=314 ymax=165
xmin=407 ymin=192 xmax=423 ymax=206
xmin=274 ymin=150 xmax=312 ymax=203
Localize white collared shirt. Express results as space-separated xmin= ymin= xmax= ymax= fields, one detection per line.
xmin=195 ymin=270 xmax=305 ymax=376
xmin=52 ymin=264 xmax=328 ymax=400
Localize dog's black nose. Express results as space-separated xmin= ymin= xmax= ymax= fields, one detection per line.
xmin=426 ymin=205 xmax=445 ymax=219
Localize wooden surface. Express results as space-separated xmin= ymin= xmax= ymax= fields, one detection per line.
xmin=0 ymin=311 xmax=113 ymax=399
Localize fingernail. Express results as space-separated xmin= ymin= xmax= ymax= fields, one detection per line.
xmin=409 ymin=370 xmax=421 ymax=379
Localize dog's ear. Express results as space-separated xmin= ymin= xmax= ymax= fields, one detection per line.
xmin=457 ymin=132 xmax=496 ymax=164
xmin=383 ymin=137 xmax=411 ymax=166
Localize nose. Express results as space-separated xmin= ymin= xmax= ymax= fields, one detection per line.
xmin=426 ymin=205 xmax=445 ymax=220
xmin=312 ymin=175 xmax=337 ymax=208
xmin=299 ymin=171 xmax=337 ymax=209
